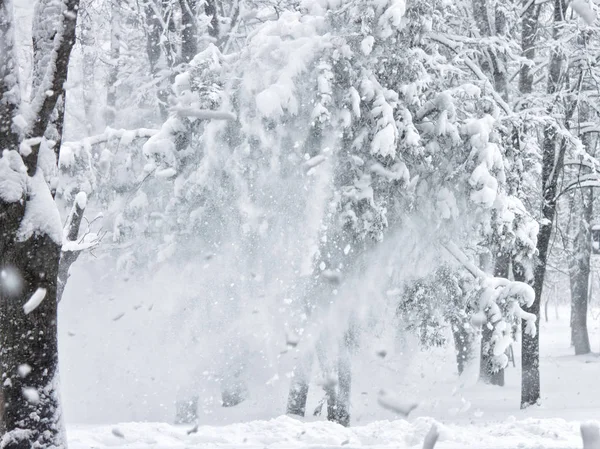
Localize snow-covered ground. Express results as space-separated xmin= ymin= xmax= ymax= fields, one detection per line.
xmin=64 ymin=302 xmax=600 ymax=448
xmin=68 ymin=416 xmax=595 ymax=449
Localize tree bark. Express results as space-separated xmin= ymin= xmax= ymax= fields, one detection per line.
xmin=569 ymin=205 xmax=592 ymax=355
xmin=518 ymin=0 xmax=566 ymax=409
xmin=519 ymin=0 xmax=539 ymax=95
xmin=0 ymin=234 xmax=63 ymax=449
xmin=143 ymin=0 xmax=169 ymax=120
xmin=32 ymin=0 xmax=66 ymax=159
xmin=204 ymin=0 xmax=219 ymax=40
xmin=105 ymin=0 xmax=121 ymax=126
xmin=0 ymin=0 xmax=80 ymax=446
xmin=179 ymin=0 xmax=198 ymax=63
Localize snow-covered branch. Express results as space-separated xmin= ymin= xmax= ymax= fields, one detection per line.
xmin=442 ymin=241 xmax=487 ymax=280
xmin=428 ymin=33 xmax=511 ymax=115
xmin=442 ymin=240 xmax=537 ymax=367
xmin=555 ymin=176 xmax=600 ymax=200
xmin=61 ymin=127 xmax=159 ymax=152
xmin=170 ymin=106 xmax=237 ymax=121
xmin=24 ymin=0 xmax=81 ymax=174
xmin=57 ymin=192 xmax=100 ymax=302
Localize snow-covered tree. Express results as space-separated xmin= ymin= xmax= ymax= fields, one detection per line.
xmin=0 ymin=0 xmax=80 ymax=446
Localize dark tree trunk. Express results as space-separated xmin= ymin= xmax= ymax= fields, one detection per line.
xmin=324 ymin=381 xmax=337 ymax=423
xmin=287 ymin=378 xmax=310 ymax=417
xmin=520 ymin=249 xmax=543 ymax=408
xmin=179 ymin=0 xmax=198 ymax=63
xmin=0 ymin=234 xmax=62 ymax=449
xmin=471 ymin=0 xmax=508 ymax=101
xmin=518 ymin=0 xmax=567 ymax=409
xmin=0 ymin=0 xmax=80 ymax=445
xmin=204 ymin=0 xmax=220 ymax=40
xmin=519 ymin=0 xmax=539 ymax=95
xmin=32 ymin=0 xmax=66 ymax=159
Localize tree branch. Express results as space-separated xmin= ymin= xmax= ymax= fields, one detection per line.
xmin=428 ymin=33 xmax=511 ymax=115
xmin=24 ymin=0 xmax=81 ymax=175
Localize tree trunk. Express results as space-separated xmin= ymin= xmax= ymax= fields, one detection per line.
xmin=286 ymin=354 xmax=312 ymax=417
xmin=0 ymin=234 xmax=63 ymax=448
xmin=204 ymin=0 xmax=219 ymax=40
xmin=0 ymin=0 xmax=80 ymax=445
xmin=80 ymin=4 xmax=96 ymax=136
xmin=220 ymin=367 xmax=247 ymax=407
xmin=105 ymin=0 xmax=121 ymax=126
xmin=568 ymin=95 xmax=594 ymax=355
xmin=518 ymin=0 xmax=567 ymax=409
xmin=480 ymin=252 xmax=509 ymax=386
xmin=32 ymin=0 xmax=67 ymax=159
xmin=324 ymin=380 xmax=337 ymax=423
xmin=333 ymin=332 xmax=352 ymax=427
xmin=174 ymin=396 xmax=198 ymax=424
xmin=518 ymin=0 xmax=539 ymax=96
xmin=179 ymin=0 xmax=198 ymax=63
xmin=521 ymin=250 xmax=543 ymax=408
xmin=144 ymin=1 xmax=169 ymax=120
xmin=570 ymin=247 xmax=592 ymax=355
xmin=568 ymin=191 xmax=592 ymax=355
xmin=471 ymin=0 xmax=508 ymax=101
xmin=451 ymin=319 xmax=472 ymax=375
xmin=287 ymin=378 xmax=310 ymax=417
